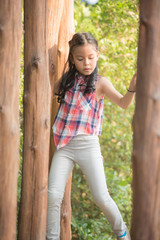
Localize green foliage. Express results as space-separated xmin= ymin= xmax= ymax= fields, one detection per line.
xmin=72 ymin=0 xmax=139 ymax=239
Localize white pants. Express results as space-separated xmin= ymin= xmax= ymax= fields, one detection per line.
xmin=46 ymin=135 xmax=126 ymax=240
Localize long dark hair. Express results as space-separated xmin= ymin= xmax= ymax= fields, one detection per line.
xmin=57 ymin=32 xmax=99 ymax=103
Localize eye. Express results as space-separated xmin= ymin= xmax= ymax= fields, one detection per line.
xmin=77 ymin=58 xmax=83 ymax=61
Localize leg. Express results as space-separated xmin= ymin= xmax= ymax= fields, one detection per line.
xmin=46 ymin=148 xmax=74 ymax=240
xmin=75 ymin=137 xmax=126 ymax=237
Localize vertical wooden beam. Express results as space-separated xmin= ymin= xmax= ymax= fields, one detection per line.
xmin=0 ymin=1 xmax=22 ymax=240
xmin=18 ymin=0 xmax=51 ymax=239
xmin=131 ymin=0 xmax=160 ymax=239
xmin=48 ymin=0 xmax=65 ymax=164
xmin=48 ymin=0 xmax=74 ymax=239
xmin=57 ymin=2 xmax=74 ymax=239
xmin=60 ymin=176 xmax=72 ymax=240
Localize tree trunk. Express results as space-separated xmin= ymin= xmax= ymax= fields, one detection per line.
xmin=60 ymin=176 xmax=72 ymax=240
xmin=48 ymin=0 xmax=65 ymax=164
xmin=48 ymin=0 xmax=74 ymax=239
xmin=0 ymin=1 xmax=22 ymax=240
xmin=131 ymin=1 xmax=160 ymax=239
xmin=18 ymin=0 xmax=51 ymax=239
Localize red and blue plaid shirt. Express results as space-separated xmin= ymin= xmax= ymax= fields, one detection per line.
xmin=53 ymin=73 xmax=104 ymax=149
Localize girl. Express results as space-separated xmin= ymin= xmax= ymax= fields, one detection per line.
xmin=46 ymin=32 xmax=136 ymax=240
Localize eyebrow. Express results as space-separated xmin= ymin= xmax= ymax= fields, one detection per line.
xmin=75 ymin=54 xmax=95 ymax=57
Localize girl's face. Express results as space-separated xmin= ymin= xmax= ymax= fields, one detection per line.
xmin=71 ymin=43 xmax=99 ymax=76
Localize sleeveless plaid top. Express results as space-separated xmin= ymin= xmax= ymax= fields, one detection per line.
xmin=53 ymin=73 xmax=104 ymax=149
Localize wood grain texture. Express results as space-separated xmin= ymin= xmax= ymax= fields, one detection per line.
xmin=18 ymin=1 xmax=51 ymax=239
xmin=131 ymin=0 xmax=160 ymax=239
xmin=0 ymin=0 xmax=22 ymax=240
xmin=48 ymin=0 xmax=74 ymax=239
xmin=0 ymin=0 xmax=22 ymax=239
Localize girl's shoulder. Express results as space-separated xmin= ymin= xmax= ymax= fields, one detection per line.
xmin=97 ymin=75 xmax=112 ymax=88
xmin=96 ymin=75 xmax=115 ymax=97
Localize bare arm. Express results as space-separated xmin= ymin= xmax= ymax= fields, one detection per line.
xmin=99 ymin=73 xmax=136 ymax=109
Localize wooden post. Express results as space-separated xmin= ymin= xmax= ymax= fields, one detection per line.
xmin=48 ymin=0 xmax=65 ymax=164
xmin=131 ymin=1 xmax=160 ymax=239
xmin=60 ymin=176 xmax=72 ymax=239
xmin=0 ymin=1 xmax=22 ymax=240
xmin=57 ymin=2 xmax=74 ymax=239
xmin=18 ymin=0 xmax=51 ymax=239
xmin=48 ymin=0 xmax=74 ymax=239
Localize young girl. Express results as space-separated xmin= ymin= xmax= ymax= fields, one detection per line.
xmin=46 ymin=32 xmax=136 ymax=240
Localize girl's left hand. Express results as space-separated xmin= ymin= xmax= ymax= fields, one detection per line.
xmin=128 ymin=73 xmax=137 ymax=92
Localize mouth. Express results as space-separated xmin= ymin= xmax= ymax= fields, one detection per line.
xmin=84 ymin=68 xmax=91 ymax=71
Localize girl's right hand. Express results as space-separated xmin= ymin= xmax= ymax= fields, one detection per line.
xmin=128 ymin=73 xmax=137 ymax=92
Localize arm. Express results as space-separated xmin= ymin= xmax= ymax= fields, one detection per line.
xmin=99 ymin=73 xmax=137 ymax=109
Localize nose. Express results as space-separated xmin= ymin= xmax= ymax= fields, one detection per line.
xmin=84 ymin=58 xmax=89 ymax=65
